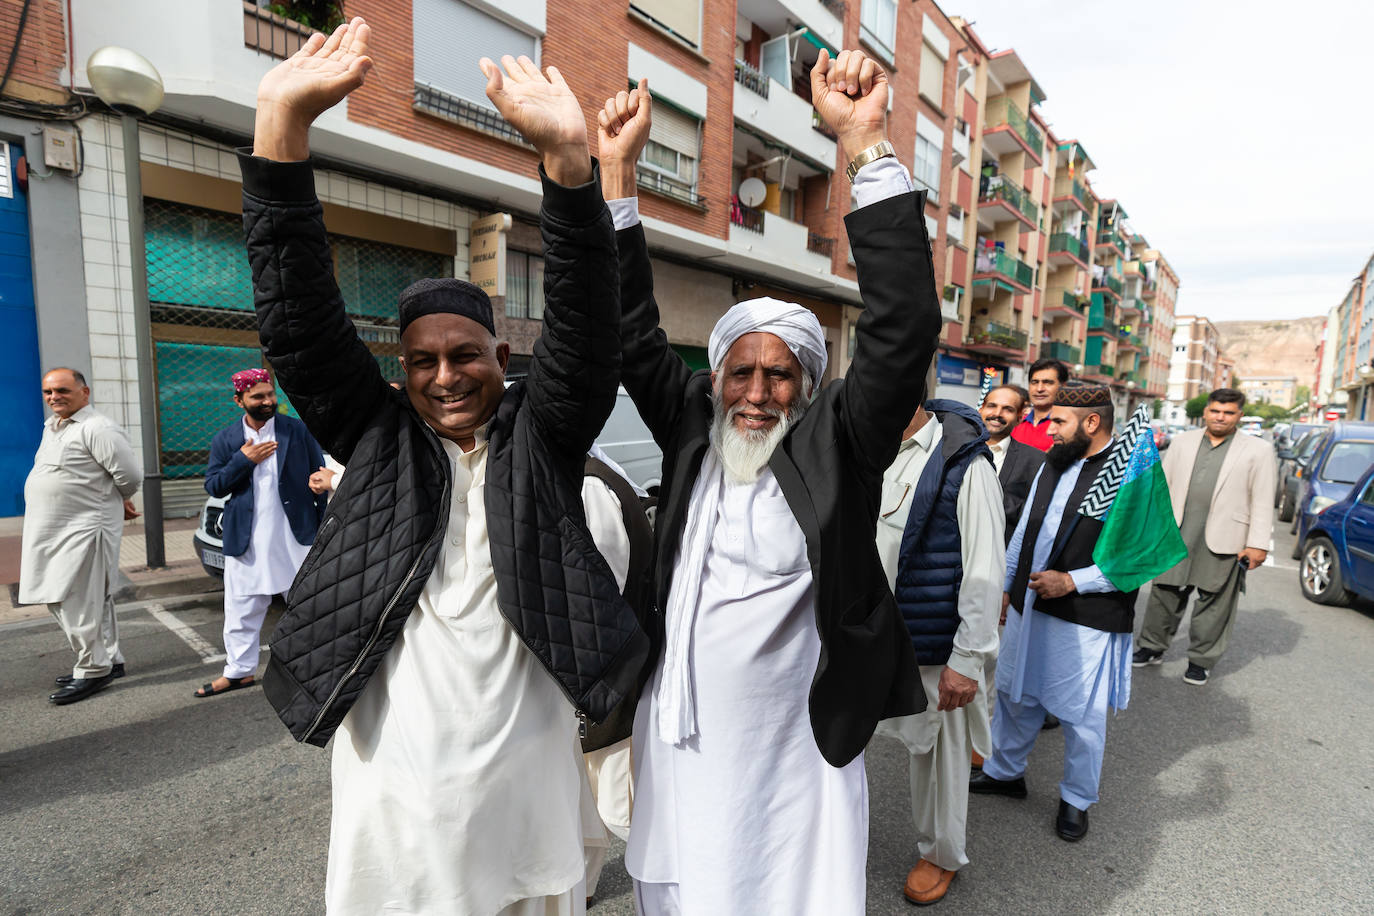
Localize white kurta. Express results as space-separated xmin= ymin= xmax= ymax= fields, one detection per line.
xmin=224 ymin=417 xmax=311 ymax=597
xmin=627 ymin=468 xmax=868 ymax=915
xmin=19 ymin=406 xmax=139 ymax=604
xmin=327 ymin=434 xmax=601 ymax=916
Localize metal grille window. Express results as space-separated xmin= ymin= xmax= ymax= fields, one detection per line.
xmin=144 ymin=199 xmax=449 ymax=478
xmin=505 ymin=249 xmax=545 ymax=320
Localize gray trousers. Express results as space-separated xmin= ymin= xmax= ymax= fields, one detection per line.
xmin=1138 ymin=572 xmax=1243 ymax=669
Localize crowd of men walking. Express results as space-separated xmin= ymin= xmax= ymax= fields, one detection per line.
xmin=17 ymin=17 xmax=1278 ymax=914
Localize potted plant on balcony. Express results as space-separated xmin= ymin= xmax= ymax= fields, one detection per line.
xmin=244 ymin=1 xmax=344 ymax=58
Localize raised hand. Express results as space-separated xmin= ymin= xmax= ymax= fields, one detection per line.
xmin=254 ymin=17 xmax=373 ymax=161
xmin=810 ymin=48 xmax=889 ymax=160
xmin=597 ymin=79 xmax=652 ymax=199
xmin=480 ymin=55 xmax=591 ymax=186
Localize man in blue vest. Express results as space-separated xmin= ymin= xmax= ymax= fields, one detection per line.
xmin=874 ymin=401 xmax=1005 ymax=905
xmin=197 ymin=368 xmax=327 ymax=698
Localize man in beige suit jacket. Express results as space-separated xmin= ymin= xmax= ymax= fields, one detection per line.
xmin=1135 ymin=389 xmax=1276 ymax=685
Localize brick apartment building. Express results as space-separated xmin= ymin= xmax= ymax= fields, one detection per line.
xmin=0 ymin=0 xmax=1184 ymax=517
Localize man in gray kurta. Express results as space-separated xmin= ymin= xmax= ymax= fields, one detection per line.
xmin=20 ymin=368 xmax=140 ymax=705
xmin=1135 ymin=388 xmax=1274 ymax=686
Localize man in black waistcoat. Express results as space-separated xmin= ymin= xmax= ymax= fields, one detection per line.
xmin=970 ymin=382 xmax=1137 ymax=843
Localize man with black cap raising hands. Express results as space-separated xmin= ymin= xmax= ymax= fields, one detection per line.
xmin=238 ymin=18 xmax=646 ymax=913
xmin=971 ymin=381 xmax=1135 ymax=843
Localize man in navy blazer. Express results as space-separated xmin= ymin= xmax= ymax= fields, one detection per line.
xmin=196 ymin=368 xmax=327 ymax=698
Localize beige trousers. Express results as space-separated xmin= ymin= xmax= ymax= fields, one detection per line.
xmin=49 ymin=544 xmax=123 ymax=679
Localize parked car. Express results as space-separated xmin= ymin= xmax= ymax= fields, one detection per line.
xmin=1291 ymin=421 xmax=1374 ymax=560
xmin=1149 ymin=419 xmax=1171 ymax=451
xmin=1298 ymin=463 xmax=1374 ymax=606
xmin=1276 ymin=429 xmax=1327 ymax=521
xmin=1276 ymin=422 xmax=1325 ymax=454
xmin=193 ymin=386 xmax=663 ymax=578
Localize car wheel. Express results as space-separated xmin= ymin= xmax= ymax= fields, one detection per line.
xmin=1299 ymin=537 xmax=1353 ymax=606
xmin=1277 ymin=486 xmax=1295 ymax=522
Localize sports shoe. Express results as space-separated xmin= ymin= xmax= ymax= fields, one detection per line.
xmin=1132 ymin=647 xmax=1163 ymax=667
xmin=1183 ymin=663 xmax=1208 ymax=686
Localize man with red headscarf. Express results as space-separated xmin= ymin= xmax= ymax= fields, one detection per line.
xmin=195 ymin=368 xmax=327 ymax=698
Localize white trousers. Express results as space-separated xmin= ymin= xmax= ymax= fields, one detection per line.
xmin=633 ymin=880 xmax=681 ymax=916
xmin=222 ymin=591 xmax=271 ymax=679
xmin=49 ymin=570 xmax=123 ymax=679
xmin=498 ymin=880 xmax=586 ymax=916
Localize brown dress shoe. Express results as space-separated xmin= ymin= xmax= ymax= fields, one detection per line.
xmin=970 ymin=750 xmax=984 ymax=769
xmin=904 ymin=858 xmax=956 ymax=905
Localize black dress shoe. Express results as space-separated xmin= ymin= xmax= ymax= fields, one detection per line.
xmin=55 ymin=662 xmax=124 ymax=687
xmin=969 ymin=770 xmax=1028 ymax=798
xmin=1055 ymin=799 xmax=1089 ymax=842
xmin=1042 ymin=713 xmax=1060 ymax=730
xmin=49 ymin=672 xmax=115 ymax=705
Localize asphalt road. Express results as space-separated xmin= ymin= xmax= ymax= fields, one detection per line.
xmin=2 ymin=525 xmax=1371 ymax=915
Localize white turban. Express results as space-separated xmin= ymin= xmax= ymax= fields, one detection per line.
xmin=708 ymin=297 xmax=828 ymax=390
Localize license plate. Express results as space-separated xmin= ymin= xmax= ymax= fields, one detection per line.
xmin=203 ymin=549 xmax=224 ymax=569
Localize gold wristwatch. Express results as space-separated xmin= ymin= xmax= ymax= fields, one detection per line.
xmin=845 ymin=140 xmax=896 ymax=183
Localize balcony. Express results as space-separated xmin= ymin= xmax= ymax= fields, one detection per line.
xmin=1053 ymin=176 xmax=1093 ymax=214
xmin=1142 ymin=279 xmax=1158 ymax=300
xmin=1088 ymin=316 xmax=1120 ymax=337
xmin=1042 ymin=340 xmax=1081 ymax=363
xmin=727 ymin=201 xmax=834 ymax=275
xmin=983 ymin=97 xmax=1044 ymax=164
xmin=242 ymin=1 xmax=312 ymax=58
xmin=978 ymin=178 xmax=1038 ymax=229
xmin=973 ymin=246 xmax=1035 ymax=293
xmin=733 ymin=68 xmax=838 ymax=170
xmin=1093 ymin=273 xmax=1123 ymax=299
xmin=1096 ymin=226 xmax=1125 ymax=254
xmin=967 ymin=320 xmax=1029 ymax=357
xmin=1044 ymin=290 xmax=1087 ymax=319
xmin=1118 ymin=333 xmax=1141 ymax=352
xmin=1048 ymin=232 xmax=1088 ymax=266
xmin=1083 ymin=364 xmax=1116 ymax=380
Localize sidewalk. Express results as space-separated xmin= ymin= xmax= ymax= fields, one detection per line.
xmin=0 ymin=515 xmax=223 ymax=627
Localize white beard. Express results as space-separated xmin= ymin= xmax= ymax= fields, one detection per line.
xmin=710 ymin=400 xmax=803 ymax=485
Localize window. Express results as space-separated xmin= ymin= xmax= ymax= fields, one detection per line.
xmin=630 ymin=0 xmax=701 ymax=48
xmin=919 ymin=42 xmax=945 ymax=109
xmin=914 ymin=136 xmax=941 ymax=201
xmin=860 ymin=0 xmax=897 ymax=60
xmin=506 ymin=250 xmax=545 ymax=320
xmin=1319 ymin=441 xmax=1374 ymax=484
xmin=638 ymin=99 xmax=701 ymax=205
xmin=413 ymin=0 xmax=538 ymax=110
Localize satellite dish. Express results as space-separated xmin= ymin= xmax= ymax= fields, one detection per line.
xmin=738 ymin=177 xmax=767 ymax=207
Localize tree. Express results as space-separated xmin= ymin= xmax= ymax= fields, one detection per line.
xmin=1185 ymin=393 xmax=1209 ymax=419
xmin=1295 ymin=384 xmax=1311 ymax=408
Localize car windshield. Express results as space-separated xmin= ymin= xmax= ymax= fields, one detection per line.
xmin=1318 ymin=440 xmax=1374 ymax=484
xmin=1297 ymin=432 xmax=1324 ymax=459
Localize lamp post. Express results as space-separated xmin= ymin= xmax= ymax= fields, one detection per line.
xmin=86 ymin=47 xmax=167 ymax=568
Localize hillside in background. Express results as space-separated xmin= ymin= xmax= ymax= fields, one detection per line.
xmin=1215 ymin=316 xmax=1325 ymax=387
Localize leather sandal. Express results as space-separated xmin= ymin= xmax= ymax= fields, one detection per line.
xmin=194 ymin=676 xmax=255 ymax=698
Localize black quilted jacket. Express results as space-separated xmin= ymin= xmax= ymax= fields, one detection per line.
xmin=238 ymin=152 xmax=649 ymax=747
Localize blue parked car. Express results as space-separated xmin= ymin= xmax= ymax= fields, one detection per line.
xmin=1293 ymin=420 xmax=1374 ymax=563
xmin=1299 ymin=463 xmax=1374 ymax=605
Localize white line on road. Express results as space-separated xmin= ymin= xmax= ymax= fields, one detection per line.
xmin=146 ymin=603 xmax=226 ymax=664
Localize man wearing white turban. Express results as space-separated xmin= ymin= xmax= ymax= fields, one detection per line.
xmin=596 ymin=50 xmax=941 ymax=914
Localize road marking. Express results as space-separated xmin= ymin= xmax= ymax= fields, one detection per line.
xmin=146 ymin=602 xmax=226 ymax=664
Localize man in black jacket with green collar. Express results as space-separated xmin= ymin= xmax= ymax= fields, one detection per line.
xmin=595 ymin=49 xmax=938 ymax=913
xmin=239 ymin=19 xmax=646 ymax=912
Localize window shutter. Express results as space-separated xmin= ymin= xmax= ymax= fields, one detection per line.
xmin=631 ymin=0 xmax=701 ymax=46
xmin=414 ymin=0 xmax=537 ymax=109
xmin=649 ymin=102 xmax=700 ymax=162
xmin=919 ymin=42 xmax=945 ymax=107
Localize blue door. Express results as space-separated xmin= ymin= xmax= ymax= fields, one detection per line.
xmin=1342 ymin=478 xmax=1374 ymax=596
xmin=0 ymin=141 xmax=42 ymax=517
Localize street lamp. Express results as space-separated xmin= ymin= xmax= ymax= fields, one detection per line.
xmin=87 ymin=47 xmax=167 ymax=568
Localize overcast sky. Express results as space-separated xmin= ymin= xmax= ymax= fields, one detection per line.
xmin=950 ymin=0 xmax=1374 ymax=323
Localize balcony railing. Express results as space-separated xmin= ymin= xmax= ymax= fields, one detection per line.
xmin=1048 ymin=232 xmax=1087 ymax=262
xmin=1089 ymin=316 xmax=1119 ymax=336
xmin=1119 ymin=333 xmax=1142 ymax=349
xmin=734 ymin=58 xmax=769 ymax=99
xmin=1095 ymin=364 xmax=1117 ymax=378
xmin=1049 ymin=290 xmax=1087 ymax=315
xmin=1053 ymin=176 xmax=1092 ymax=210
xmin=1093 ymin=273 xmax=1123 ymax=297
xmin=969 ymin=320 xmax=1029 ymax=352
xmin=1042 ymin=340 xmax=1081 ymax=363
xmin=984 ymin=97 xmax=1043 ymax=157
xmin=807 ymin=232 xmax=836 ymax=258
xmin=1096 ymin=226 xmax=1125 ymax=251
xmin=243 ymin=1 xmax=312 ymax=59
xmin=980 ymin=179 xmax=1038 ymax=225
xmin=730 ymin=200 xmax=765 ymax=234
xmin=819 ymin=0 xmax=848 ymax=18
xmin=974 ymin=246 xmax=1035 ymax=289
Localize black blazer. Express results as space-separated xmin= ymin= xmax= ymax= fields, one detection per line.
xmin=617 ymin=190 xmax=940 ymax=768
xmin=998 ymin=437 xmax=1045 ymax=541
